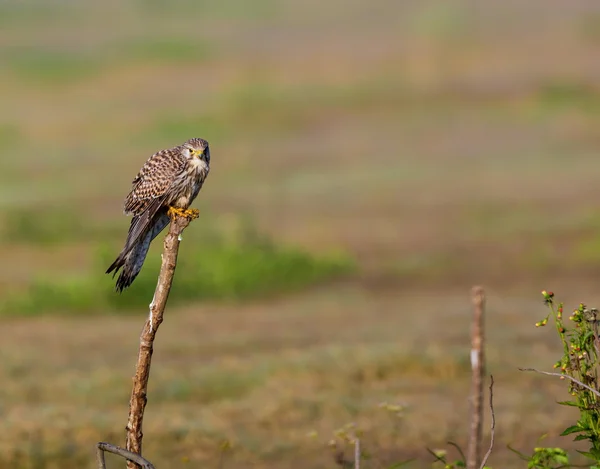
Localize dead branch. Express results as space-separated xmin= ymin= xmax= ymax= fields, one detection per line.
xmin=479 ymin=375 xmax=495 ymax=469
xmin=467 ymin=286 xmax=486 ymax=469
xmin=519 ymin=368 xmax=600 ymax=398
xmin=124 ymin=214 xmax=194 ymax=468
xmin=96 ymin=442 xmax=156 ymax=469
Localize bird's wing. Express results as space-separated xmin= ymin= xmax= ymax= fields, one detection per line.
xmin=120 ymin=148 xmax=185 ymax=255
xmin=124 ymin=148 xmax=184 ymax=215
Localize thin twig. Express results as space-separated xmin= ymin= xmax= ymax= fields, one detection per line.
xmin=479 ymin=375 xmax=495 ymax=469
xmin=96 ymin=442 xmax=156 ymax=469
xmin=467 ymin=286 xmax=486 ymax=469
xmin=125 ymin=214 xmax=194 ymax=468
xmin=354 ymin=438 xmax=360 ymax=469
xmin=447 ymin=441 xmax=466 ymax=462
xmin=427 ymin=448 xmax=446 ymax=463
xmin=519 ymin=368 xmax=600 ymax=398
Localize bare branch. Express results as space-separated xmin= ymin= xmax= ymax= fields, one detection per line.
xmin=354 ymin=438 xmax=360 ymax=469
xmin=96 ymin=442 xmax=156 ymax=469
xmin=467 ymin=286 xmax=486 ymax=469
xmin=97 ymin=442 xmax=106 ymax=469
xmin=479 ymin=375 xmax=495 ymax=469
xmin=519 ymin=368 xmax=600 ymax=398
xmin=125 ymin=214 xmax=194 ymax=468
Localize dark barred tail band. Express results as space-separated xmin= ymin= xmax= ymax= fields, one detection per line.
xmin=106 ymin=239 xmax=149 ymax=293
xmin=105 ymin=251 xmax=139 ymax=293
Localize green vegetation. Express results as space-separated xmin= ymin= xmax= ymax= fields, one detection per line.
xmin=141 ymin=114 xmax=230 ymax=146
xmin=525 ymin=292 xmax=600 ymax=468
xmin=5 ymin=48 xmax=101 ymax=84
xmin=123 ymin=38 xmax=214 ymax=63
xmin=136 ymin=0 xmax=282 ymax=19
xmin=0 ymin=222 xmax=355 ymax=316
xmin=0 ymin=2 xmax=77 ymax=26
xmin=1 ymin=207 xmax=119 ymax=245
xmin=536 ymin=82 xmax=600 ymax=114
xmin=0 ymin=124 xmax=20 ymax=150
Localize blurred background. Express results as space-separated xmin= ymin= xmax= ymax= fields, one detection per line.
xmin=1 ymin=0 xmax=600 ymax=467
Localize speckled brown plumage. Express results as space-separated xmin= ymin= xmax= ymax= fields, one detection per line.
xmin=106 ymin=138 xmax=211 ymax=292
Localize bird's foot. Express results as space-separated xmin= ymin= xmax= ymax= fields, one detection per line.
xmin=184 ymin=208 xmax=200 ymax=220
xmin=167 ymin=206 xmax=186 ymax=219
xmin=167 ymin=206 xmax=199 ymax=220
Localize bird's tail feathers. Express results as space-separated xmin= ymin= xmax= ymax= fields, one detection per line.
xmin=106 ymin=213 xmax=170 ymax=293
xmin=107 ymin=246 xmax=146 ymax=293
xmin=114 ymin=250 xmax=141 ymax=293
xmin=104 ymin=250 xmax=135 ymax=293
xmin=106 ymin=254 xmax=125 ymax=277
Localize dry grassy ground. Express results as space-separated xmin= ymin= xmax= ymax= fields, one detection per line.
xmin=1 ymin=1 xmax=600 ymax=467
xmin=0 ymin=288 xmax=593 ymax=468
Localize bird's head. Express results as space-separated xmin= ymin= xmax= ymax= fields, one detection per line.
xmin=183 ymin=138 xmax=210 ymax=164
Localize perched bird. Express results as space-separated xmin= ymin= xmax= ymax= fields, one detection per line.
xmin=106 ymin=138 xmax=211 ymax=292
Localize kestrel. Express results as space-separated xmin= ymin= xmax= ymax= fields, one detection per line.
xmin=106 ymin=138 xmax=211 ymax=292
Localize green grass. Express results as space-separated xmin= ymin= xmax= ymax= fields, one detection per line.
xmin=0 ymin=2 xmax=78 ymax=26
xmin=0 ymin=124 xmax=20 ymax=150
xmin=0 ymin=223 xmax=355 ymax=316
xmin=140 ymin=114 xmax=231 ymax=147
xmin=3 ymin=36 xmax=215 ymax=86
xmin=5 ymin=48 xmax=102 ymax=84
xmin=135 ymin=0 xmax=282 ymax=19
xmin=1 ymin=207 xmax=119 ymax=245
xmin=122 ymin=37 xmax=215 ymax=63
xmin=580 ymin=13 xmax=600 ymax=41
xmin=537 ymin=82 xmax=600 ymax=114
xmin=153 ymin=366 xmax=268 ymax=404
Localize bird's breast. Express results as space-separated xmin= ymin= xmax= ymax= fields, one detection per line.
xmin=189 ymin=157 xmax=210 ymax=175
xmin=171 ymin=158 xmax=209 ymax=208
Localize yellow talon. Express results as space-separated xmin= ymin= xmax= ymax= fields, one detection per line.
xmin=167 ymin=206 xmax=185 ymax=219
xmin=167 ymin=206 xmax=199 ymax=220
xmin=184 ymin=208 xmax=199 ymax=219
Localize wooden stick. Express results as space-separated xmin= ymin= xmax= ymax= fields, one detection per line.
xmin=467 ymin=286 xmax=486 ymax=469
xmin=96 ymin=442 xmax=156 ymax=469
xmin=125 ymin=214 xmax=193 ymax=468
